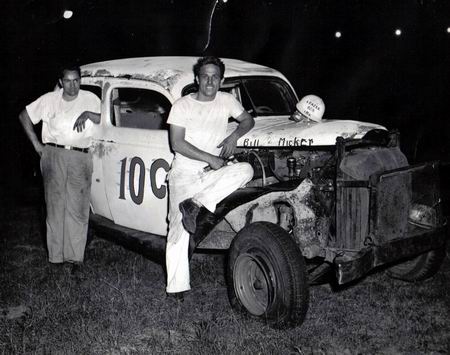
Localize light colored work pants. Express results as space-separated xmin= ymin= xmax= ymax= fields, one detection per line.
xmin=166 ymin=162 xmax=253 ymax=293
xmin=40 ymin=145 xmax=93 ymax=263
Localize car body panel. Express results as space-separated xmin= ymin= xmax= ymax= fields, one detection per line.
xmin=215 ymin=179 xmax=317 ymax=255
xmin=81 ymin=56 xmax=287 ymax=101
xmin=97 ymin=134 xmax=172 ymax=236
xmin=87 ymin=78 xmax=175 ymax=235
xmin=229 ymin=117 xmax=386 ymax=148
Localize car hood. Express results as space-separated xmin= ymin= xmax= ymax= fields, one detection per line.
xmin=228 ymin=116 xmax=386 ymax=147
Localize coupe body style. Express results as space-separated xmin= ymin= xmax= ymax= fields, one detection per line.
xmin=82 ymin=57 xmax=447 ymax=328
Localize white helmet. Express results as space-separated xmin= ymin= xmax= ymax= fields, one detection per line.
xmin=296 ymin=95 xmax=325 ymax=122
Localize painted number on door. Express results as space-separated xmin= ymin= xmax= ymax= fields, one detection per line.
xmin=119 ymin=157 xmax=170 ymax=204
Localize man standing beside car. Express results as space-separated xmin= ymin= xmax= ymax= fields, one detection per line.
xmin=18 ymin=65 xmax=101 ymax=274
xmin=166 ymin=56 xmax=255 ymax=299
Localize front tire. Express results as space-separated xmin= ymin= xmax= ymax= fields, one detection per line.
xmin=227 ymin=222 xmax=309 ymax=328
xmin=386 ymin=247 xmax=446 ymax=282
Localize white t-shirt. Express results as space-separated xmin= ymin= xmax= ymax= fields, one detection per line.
xmin=167 ymin=92 xmax=245 ymax=170
xmin=26 ymin=89 xmax=101 ymax=148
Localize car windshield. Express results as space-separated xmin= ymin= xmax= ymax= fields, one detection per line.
xmin=182 ymin=76 xmax=297 ymax=117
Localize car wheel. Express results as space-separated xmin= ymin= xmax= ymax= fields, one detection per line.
xmin=227 ymin=222 xmax=309 ymax=328
xmin=386 ymin=246 xmax=446 ymax=282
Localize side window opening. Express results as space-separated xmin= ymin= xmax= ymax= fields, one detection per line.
xmin=242 ymin=78 xmax=296 ymax=116
xmin=111 ymin=88 xmax=171 ymax=130
xmin=180 ymin=76 xmax=296 ymax=117
xmin=220 ymin=83 xmax=255 ymax=122
xmin=81 ymin=84 xmax=102 ymax=100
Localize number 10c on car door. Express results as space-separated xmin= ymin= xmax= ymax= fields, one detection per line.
xmin=119 ymin=156 xmax=170 ymax=203
xmin=98 ymin=129 xmax=173 ymax=237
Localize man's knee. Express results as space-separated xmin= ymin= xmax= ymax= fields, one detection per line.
xmin=234 ymin=162 xmax=254 ymax=183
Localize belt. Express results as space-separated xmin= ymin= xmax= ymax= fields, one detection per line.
xmin=46 ymin=143 xmax=89 ymax=153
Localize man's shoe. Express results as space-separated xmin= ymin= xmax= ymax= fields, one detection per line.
xmin=188 ymin=208 xmax=219 ymax=260
xmin=166 ymin=292 xmax=185 ymax=302
xmin=70 ymin=263 xmax=83 ymax=276
xmin=179 ymin=199 xmax=201 ymax=234
xmin=48 ymin=262 xmax=64 ymax=275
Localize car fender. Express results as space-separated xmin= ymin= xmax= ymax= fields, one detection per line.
xmin=199 ymin=179 xmax=319 ymax=254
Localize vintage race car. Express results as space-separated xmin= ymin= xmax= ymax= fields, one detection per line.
xmin=81 ymin=57 xmax=447 ymax=328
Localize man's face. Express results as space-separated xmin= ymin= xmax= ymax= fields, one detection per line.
xmin=196 ymin=64 xmax=222 ymax=101
xmin=60 ymin=70 xmax=81 ymax=99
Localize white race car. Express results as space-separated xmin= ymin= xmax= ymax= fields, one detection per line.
xmin=82 ymin=57 xmax=447 ymax=328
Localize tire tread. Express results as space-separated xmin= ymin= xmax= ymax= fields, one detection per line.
xmin=386 ymin=247 xmax=446 ymax=282
xmin=227 ymin=222 xmax=309 ymax=328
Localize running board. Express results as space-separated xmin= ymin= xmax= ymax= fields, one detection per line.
xmin=89 ymin=214 xmax=167 ymax=264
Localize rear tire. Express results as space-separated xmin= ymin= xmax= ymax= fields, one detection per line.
xmin=386 ymin=247 xmax=446 ymax=282
xmin=227 ymin=222 xmax=309 ymax=328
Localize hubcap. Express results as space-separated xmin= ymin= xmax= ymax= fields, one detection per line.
xmin=233 ymin=252 xmax=275 ymax=316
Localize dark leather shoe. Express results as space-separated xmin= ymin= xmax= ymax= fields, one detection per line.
xmin=189 ymin=208 xmax=219 ymax=259
xmin=166 ymin=292 xmax=185 ymax=302
xmin=70 ymin=263 xmax=83 ymax=276
xmin=48 ymin=262 xmax=64 ymax=275
xmin=179 ymin=199 xmax=201 ymax=234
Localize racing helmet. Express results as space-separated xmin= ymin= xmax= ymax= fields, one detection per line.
xmin=296 ymin=95 xmax=325 ymax=122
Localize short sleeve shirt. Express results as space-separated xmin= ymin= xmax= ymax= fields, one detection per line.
xmin=167 ymin=92 xmax=245 ymax=170
xmin=26 ymin=89 xmax=101 ymax=148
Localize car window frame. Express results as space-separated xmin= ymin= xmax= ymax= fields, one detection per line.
xmin=181 ymin=75 xmax=297 ymax=117
xmin=103 ymin=79 xmax=174 ymax=129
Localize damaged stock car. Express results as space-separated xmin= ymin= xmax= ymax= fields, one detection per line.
xmin=82 ymin=57 xmax=447 ymax=328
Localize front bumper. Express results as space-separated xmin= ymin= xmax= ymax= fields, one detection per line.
xmin=334 ymin=225 xmax=448 ymax=284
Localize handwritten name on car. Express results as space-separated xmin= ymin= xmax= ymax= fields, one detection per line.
xmin=242 ymin=137 xmax=314 ymax=147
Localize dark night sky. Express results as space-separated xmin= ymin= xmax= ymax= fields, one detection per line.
xmin=2 ymin=0 xmax=450 ymax=189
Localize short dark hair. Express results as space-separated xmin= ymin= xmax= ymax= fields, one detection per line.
xmin=193 ymin=56 xmax=225 ymax=79
xmin=59 ymin=65 xmax=81 ymax=79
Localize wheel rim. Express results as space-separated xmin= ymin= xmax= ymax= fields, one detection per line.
xmin=233 ymin=252 xmax=275 ymax=316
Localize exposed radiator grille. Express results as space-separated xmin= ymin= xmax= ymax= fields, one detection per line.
xmin=335 ymin=185 xmax=370 ymax=250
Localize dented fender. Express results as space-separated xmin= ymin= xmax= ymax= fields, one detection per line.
xmin=219 ymin=179 xmax=321 ymax=255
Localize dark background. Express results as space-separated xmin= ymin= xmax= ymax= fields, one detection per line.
xmin=2 ymin=0 xmax=449 ymax=206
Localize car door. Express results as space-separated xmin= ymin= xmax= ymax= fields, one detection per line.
xmin=92 ymin=79 xmax=174 ymax=236
xmin=80 ymin=77 xmax=114 ymax=220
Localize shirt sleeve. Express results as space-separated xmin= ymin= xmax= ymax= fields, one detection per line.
xmin=25 ymin=93 xmax=50 ymax=125
xmin=226 ymin=93 xmax=245 ymax=119
xmin=167 ymin=98 xmax=187 ymax=128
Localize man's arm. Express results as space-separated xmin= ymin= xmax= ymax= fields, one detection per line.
xmin=18 ymin=109 xmax=44 ymax=156
xmin=170 ymin=124 xmax=226 ymax=170
xmin=73 ymin=111 xmax=101 ymax=132
xmin=218 ymin=111 xmax=255 ymax=158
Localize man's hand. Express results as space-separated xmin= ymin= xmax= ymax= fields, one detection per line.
xmin=208 ymin=156 xmax=226 ymax=170
xmin=34 ymin=142 xmax=45 ymax=157
xmin=218 ymin=133 xmax=238 ymax=158
xmin=73 ymin=112 xmax=89 ymax=132
xmin=18 ymin=109 xmax=46 ymax=157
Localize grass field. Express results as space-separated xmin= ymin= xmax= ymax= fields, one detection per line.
xmin=1 ymin=206 xmax=449 ymax=354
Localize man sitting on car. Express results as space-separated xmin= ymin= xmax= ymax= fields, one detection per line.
xmin=166 ymin=56 xmax=255 ymax=300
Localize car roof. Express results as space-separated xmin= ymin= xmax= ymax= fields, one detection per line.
xmin=81 ymin=56 xmax=290 ymax=99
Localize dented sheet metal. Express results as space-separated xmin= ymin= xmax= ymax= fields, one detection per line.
xmin=81 ymin=56 xmax=284 ymax=98
xmin=224 ymin=179 xmax=320 ymax=254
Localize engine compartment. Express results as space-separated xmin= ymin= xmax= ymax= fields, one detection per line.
xmin=234 ymin=148 xmax=336 ymax=189
xmin=232 ymin=143 xmax=412 ymax=259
